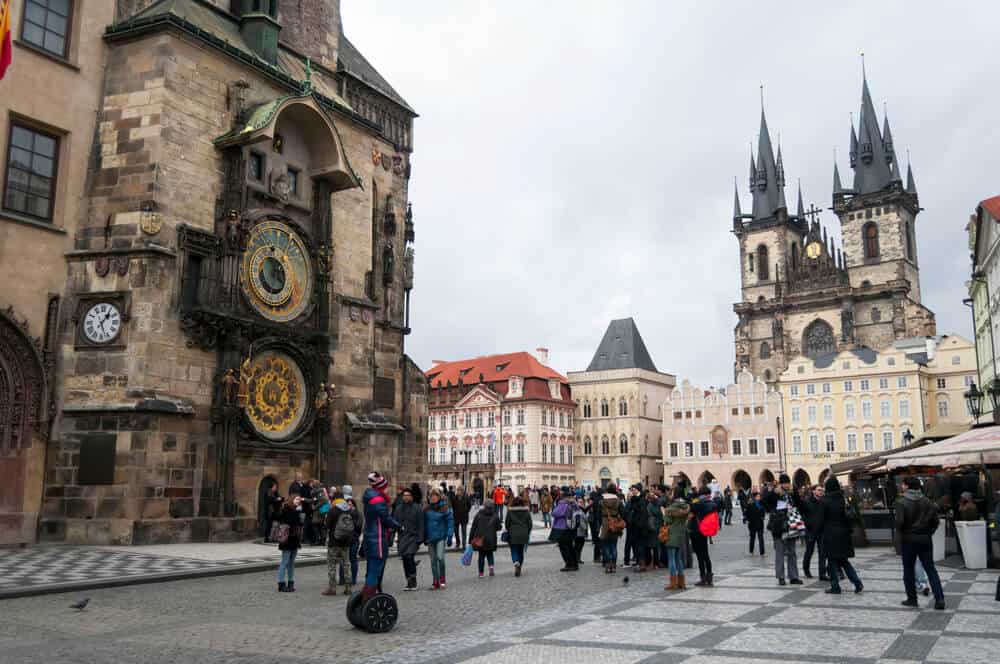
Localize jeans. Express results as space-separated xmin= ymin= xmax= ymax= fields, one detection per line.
xmin=724 ymin=508 xmax=733 ymax=525
xmin=277 ymin=548 xmax=298 ymax=583
xmin=666 ymin=546 xmax=683 ymax=575
xmin=477 ymin=550 xmax=495 ymax=573
xmin=495 ymin=503 xmax=504 ymax=522
xmin=691 ymin=533 xmax=712 ymax=579
xmin=749 ymin=527 xmax=765 ymax=554
xmin=542 ymin=511 xmax=551 ymax=527
xmin=803 ymin=534 xmax=826 ymax=577
xmin=774 ymin=536 xmax=799 ymax=580
xmin=510 ymin=543 xmax=527 ymax=565
xmin=429 ymin=539 xmax=447 ymax=581
xmin=365 ymin=555 xmax=385 ymax=588
xmin=339 ymin=541 xmax=360 ymax=585
xmin=828 ymin=558 xmax=862 ymax=592
xmin=901 ymin=541 xmax=944 ymax=601
xmin=601 ymin=539 xmax=618 ymax=564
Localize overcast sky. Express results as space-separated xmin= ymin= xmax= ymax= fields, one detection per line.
xmin=342 ymin=1 xmax=997 ymax=386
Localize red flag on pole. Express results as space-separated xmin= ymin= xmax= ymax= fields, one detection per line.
xmin=0 ymin=0 xmax=13 ymax=81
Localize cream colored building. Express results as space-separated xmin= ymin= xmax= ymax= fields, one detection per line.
xmin=780 ymin=335 xmax=976 ymax=487
xmin=662 ymin=369 xmax=783 ymax=491
xmin=426 ymin=350 xmax=576 ymax=495
xmin=571 ymin=319 xmax=675 ymax=490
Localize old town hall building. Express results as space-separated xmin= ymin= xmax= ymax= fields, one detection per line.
xmin=733 ymin=72 xmax=936 ymax=384
xmin=0 ymin=1 xmax=427 ymax=545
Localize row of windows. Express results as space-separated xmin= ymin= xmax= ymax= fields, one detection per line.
xmin=788 ymin=373 xmax=969 ymax=397
xmin=791 ymin=431 xmax=904 ymax=454
xmin=671 ymin=405 xmax=766 ymax=420
xmin=667 ymin=438 xmax=776 ymax=458
xmin=426 ymin=444 xmax=572 ymax=465
xmin=581 ymin=398 xmax=645 ymax=418
xmin=790 ymin=398 xmax=913 ymax=423
xmin=430 ymin=407 xmax=546 ymax=431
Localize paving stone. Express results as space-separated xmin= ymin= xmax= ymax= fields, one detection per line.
xmin=925 ymin=635 xmax=1000 ymax=663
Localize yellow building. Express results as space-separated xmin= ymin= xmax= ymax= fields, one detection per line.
xmin=779 ymin=335 xmax=976 ymax=487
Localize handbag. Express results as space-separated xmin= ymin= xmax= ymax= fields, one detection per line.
xmin=658 ymin=523 xmax=670 ymax=544
xmin=270 ymin=522 xmax=290 ymax=545
xmin=500 ymin=530 xmax=510 ymax=543
xmin=461 ymin=544 xmax=474 ymax=566
xmin=784 ymin=506 xmax=806 ymax=540
xmin=607 ymin=516 xmax=626 ymax=535
xmin=470 ymin=535 xmax=485 ymax=549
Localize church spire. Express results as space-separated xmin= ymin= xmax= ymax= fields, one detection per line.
xmin=849 ymin=119 xmax=858 ymax=168
xmin=851 ymin=68 xmax=894 ymax=194
xmin=749 ymin=147 xmax=756 ymax=191
xmin=733 ymin=178 xmax=742 ymax=222
xmin=906 ymin=160 xmax=917 ymax=194
xmin=882 ymin=107 xmax=895 ymax=164
xmin=796 ymin=180 xmax=805 ymax=219
xmin=751 ymin=105 xmax=782 ymax=221
xmin=775 ymin=144 xmax=787 ymax=211
xmin=833 ymin=161 xmax=847 ymax=195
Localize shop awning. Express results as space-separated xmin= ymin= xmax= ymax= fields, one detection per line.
xmin=830 ymin=423 xmax=968 ymax=477
xmin=886 ymin=424 xmax=1000 ymax=469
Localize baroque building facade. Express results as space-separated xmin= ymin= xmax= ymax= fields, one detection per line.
xmin=779 ymin=335 xmax=975 ymax=488
xmin=570 ymin=318 xmax=674 ymax=490
xmin=661 ymin=369 xmax=783 ymax=492
xmin=1 ymin=0 xmax=428 ymax=545
xmin=733 ymin=71 xmax=936 ymax=385
xmin=425 ymin=350 xmax=576 ymax=496
xmin=967 ymin=195 xmax=1000 ymax=422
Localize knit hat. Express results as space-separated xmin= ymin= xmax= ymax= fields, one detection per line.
xmin=778 ymin=473 xmax=791 ymax=485
xmin=342 ymin=485 xmax=353 ymax=499
xmin=367 ymin=472 xmax=388 ymax=490
xmin=824 ymin=476 xmax=841 ymax=493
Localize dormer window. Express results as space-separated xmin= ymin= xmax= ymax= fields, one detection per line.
xmin=548 ymin=380 xmax=560 ymax=399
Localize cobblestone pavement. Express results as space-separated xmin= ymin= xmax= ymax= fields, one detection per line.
xmin=1 ymin=522 xmax=996 ymax=664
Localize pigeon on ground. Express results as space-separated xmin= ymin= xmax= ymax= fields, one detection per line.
xmin=622 ymin=576 xmax=629 ymax=584
xmin=69 ymin=598 xmax=90 ymax=611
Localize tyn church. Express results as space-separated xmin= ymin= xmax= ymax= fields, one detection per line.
xmin=733 ymin=72 xmax=936 ymax=383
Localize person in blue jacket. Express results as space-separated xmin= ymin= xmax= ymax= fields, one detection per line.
xmin=361 ymin=471 xmax=401 ymax=601
xmin=424 ymin=487 xmax=455 ymax=589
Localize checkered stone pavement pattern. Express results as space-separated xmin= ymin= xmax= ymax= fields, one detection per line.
xmin=0 ymin=546 xmax=327 ymax=592
xmin=394 ymin=548 xmax=1000 ymax=664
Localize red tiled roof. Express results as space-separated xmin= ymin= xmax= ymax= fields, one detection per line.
xmin=981 ymin=195 xmax=1000 ymax=221
xmin=425 ymin=352 xmax=567 ymax=388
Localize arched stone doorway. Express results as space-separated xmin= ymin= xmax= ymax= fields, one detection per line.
xmin=672 ymin=472 xmax=691 ymax=493
xmin=0 ymin=307 xmax=48 ymax=545
xmin=257 ymin=475 xmax=278 ymax=538
xmin=698 ymin=470 xmax=715 ymax=488
xmin=598 ymin=466 xmax=612 ymax=489
xmin=793 ymin=468 xmax=811 ymax=490
xmin=759 ymin=469 xmax=775 ymax=486
xmin=732 ymin=470 xmax=752 ymax=491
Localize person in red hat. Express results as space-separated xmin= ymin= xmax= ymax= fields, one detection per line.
xmin=361 ymin=471 xmax=401 ymax=600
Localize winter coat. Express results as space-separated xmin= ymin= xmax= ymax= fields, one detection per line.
xmin=505 ymin=505 xmax=533 ymax=545
xmin=540 ymin=493 xmax=553 ymax=513
xmin=688 ymin=497 xmax=717 ymax=539
xmin=625 ymin=496 xmax=645 ymax=531
xmin=645 ymin=498 xmax=663 ymax=546
xmin=663 ymin=499 xmax=690 ymax=548
xmin=800 ymin=496 xmax=824 ymax=536
xmin=423 ymin=498 xmax=454 ymax=544
xmin=470 ymin=504 xmax=501 ymax=551
xmin=392 ymin=501 xmax=425 ymax=556
xmin=451 ymin=493 xmax=472 ymax=525
xmin=574 ymin=506 xmax=590 ymax=538
xmin=816 ymin=490 xmax=855 ymax=560
xmin=744 ymin=501 xmax=766 ymax=530
xmin=896 ymin=489 xmax=940 ymax=545
xmin=492 ymin=487 xmax=506 ymax=506
xmin=277 ymin=503 xmax=303 ymax=551
xmin=599 ymin=494 xmax=624 ymax=539
xmin=551 ymin=497 xmax=577 ymax=530
xmin=362 ymin=487 xmax=401 ymax=560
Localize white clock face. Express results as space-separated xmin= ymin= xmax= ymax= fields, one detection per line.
xmin=83 ymin=302 xmax=122 ymax=344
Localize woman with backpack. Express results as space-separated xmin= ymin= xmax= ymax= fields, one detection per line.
xmin=505 ymin=496 xmax=533 ymax=576
xmin=663 ymin=489 xmax=690 ymax=590
xmin=688 ymin=486 xmax=718 ymax=587
xmin=423 ymin=488 xmax=454 ymax=590
xmin=470 ymin=502 xmax=501 ymax=577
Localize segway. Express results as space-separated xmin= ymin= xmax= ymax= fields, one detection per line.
xmin=346 ymin=590 xmax=398 ymax=633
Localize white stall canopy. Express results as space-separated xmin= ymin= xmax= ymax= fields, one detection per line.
xmin=886 ymin=425 xmax=1000 ymax=469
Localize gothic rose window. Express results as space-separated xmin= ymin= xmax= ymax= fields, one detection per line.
xmin=803 ymin=319 xmax=835 ymax=359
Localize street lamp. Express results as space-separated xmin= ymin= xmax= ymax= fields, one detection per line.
xmin=987 ymin=378 xmax=1000 ymax=415
xmin=902 ymin=428 xmax=914 ymax=446
xmin=964 ymin=381 xmax=984 ymax=423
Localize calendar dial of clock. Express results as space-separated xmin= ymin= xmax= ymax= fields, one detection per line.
xmin=240 ymin=221 xmax=313 ymax=322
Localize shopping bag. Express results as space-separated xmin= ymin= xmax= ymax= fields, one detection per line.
xmin=461 ymin=544 xmax=474 ymax=566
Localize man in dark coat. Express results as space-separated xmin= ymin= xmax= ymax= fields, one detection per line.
xmin=745 ymin=490 xmax=766 ymax=555
xmin=800 ymin=484 xmax=828 ymax=580
xmin=589 ymin=488 xmax=603 ymax=562
xmin=815 ymin=477 xmax=863 ymax=595
xmin=896 ymin=476 xmax=945 ymax=609
xmin=392 ymin=488 xmax=424 ymax=590
xmin=624 ymin=484 xmax=645 ymax=568
xmin=450 ymin=486 xmax=472 ymax=550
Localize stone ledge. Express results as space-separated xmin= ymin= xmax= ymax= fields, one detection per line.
xmin=64 ymin=244 xmax=177 ymax=260
xmin=62 ymin=395 xmax=195 ymax=415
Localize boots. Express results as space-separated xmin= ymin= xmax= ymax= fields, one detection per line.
xmin=277 ymin=581 xmax=286 ymax=593
xmin=321 ymin=585 xmax=337 ymax=596
xmin=286 ymin=581 xmax=296 ymax=593
xmin=664 ymin=574 xmax=677 ymax=591
xmin=695 ymin=574 xmax=708 ymax=587
xmin=404 ymin=576 xmax=417 ymax=591
xmin=342 ymin=583 xmax=352 ymax=596
xmin=677 ymin=573 xmax=686 ymax=589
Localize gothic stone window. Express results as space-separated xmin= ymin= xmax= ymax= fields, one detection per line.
xmin=619 ymin=434 xmax=628 ymax=454
xmin=863 ymin=222 xmax=880 ymax=260
xmin=803 ymin=319 xmax=835 ymax=359
xmin=600 ymin=436 xmax=610 ymax=455
xmin=757 ymin=244 xmax=769 ymax=281
xmin=760 ymin=341 xmax=771 ymax=359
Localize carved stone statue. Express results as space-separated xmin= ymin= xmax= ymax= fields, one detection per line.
xmin=221 ymin=368 xmax=238 ymax=405
xmin=402 ymin=247 xmax=414 ymax=290
xmin=314 ymin=382 xmax=330 ymax=415
xmin=382 ymin=241 xmax=395 ymax=286
xmin=841 ymin=309 xmax=854 ymax=343
xmin=237 ymin=355 xmax=252 ymax=407
xmin=269 ymin=171 xmax=291 ymax=203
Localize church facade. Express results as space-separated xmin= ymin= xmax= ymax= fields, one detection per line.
xmin=733 ymin=72 xmax=936 ymax=384
xmin=1 ymin=1 xmax=428 ymax=545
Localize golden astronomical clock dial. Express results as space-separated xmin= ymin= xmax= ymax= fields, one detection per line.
xmin=240 ymin=221 xmax=313 ymax=322
xmin=244 ymin=350 xmax=308 ymax=440
xmin=805 ymin=241 xmax=823 ymax=260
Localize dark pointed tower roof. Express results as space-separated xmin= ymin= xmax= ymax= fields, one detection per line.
xmin=733 ymin=179 xmax=743 ymax=221
xmin=586 ymin=318 xmax=658 ymax=372
xmin=833 ymin=161 xmax=848 ymax=195
xmin=852 ymin=73 xmax=894 ymax=194
xmin=906 ymin=161 xmax=917 ymax=194
xmin=796 ymin=180 xmax=805 ymax=219
xmin=882 ymin=111 xmax=895 ymax=163
xmin=751 ymin=108 xmax=785 ymax=221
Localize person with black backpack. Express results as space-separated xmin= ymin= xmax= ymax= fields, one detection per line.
xmin=896 ymin=476 xmax=944 ymax=609
xmin=323 ymin=490 xmax=359 ymax=596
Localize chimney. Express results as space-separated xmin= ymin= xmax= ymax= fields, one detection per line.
xmin=535 ymin=347 xmax=550 ymax=365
